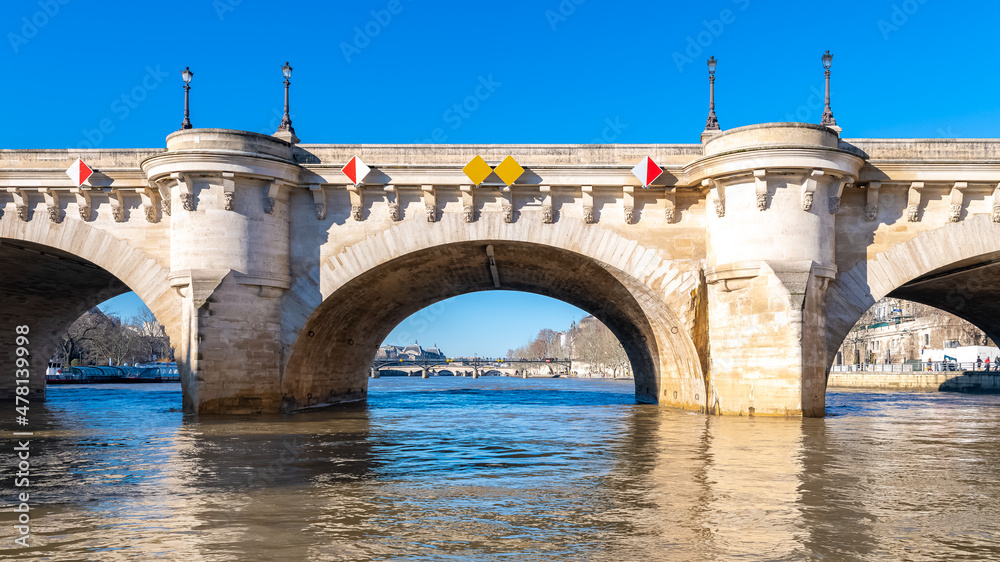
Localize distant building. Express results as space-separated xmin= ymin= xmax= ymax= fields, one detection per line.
xmin=375 ymin=342 xmax=446 ymax=361
xmin=577 ymin=315 xmax=599 ymax=330
xmin=375 ymin=345 xmax=403 ymax=360
xmin=836 ymin=298 xmax=995 ymax=366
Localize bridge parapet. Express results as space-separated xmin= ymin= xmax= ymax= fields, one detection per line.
xmin=701 ymin=122 xmax=843 ymax=155
xmin=163 ymin=128 xmax=295 ymax=161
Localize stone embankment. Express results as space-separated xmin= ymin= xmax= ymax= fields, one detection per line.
xmin=828 ymin=372 xmax=1000 ymax=393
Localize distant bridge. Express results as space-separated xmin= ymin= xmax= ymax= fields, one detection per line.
xmin=370 ymin=358 xmax=572 ymax=378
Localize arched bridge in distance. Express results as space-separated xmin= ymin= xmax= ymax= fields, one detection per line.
xmin=4 ymin=123 xmax=1000 ymax=417
xmin=370 ymin=358 xmax=571 ymax=377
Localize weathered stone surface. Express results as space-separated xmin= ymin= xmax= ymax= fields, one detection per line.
xmin=2 ymin=124 xmax=1000 ymax=417
xmin=829 ymin=371 xmax=1000 ymax=392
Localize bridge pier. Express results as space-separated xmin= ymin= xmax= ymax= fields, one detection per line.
xmin=143 ymin=129 xmax=300 ymax=414
xmin=695 ymin=124 xmax=862 ymax=416
xmin=704 ymin=263 xmax=832 ymax=416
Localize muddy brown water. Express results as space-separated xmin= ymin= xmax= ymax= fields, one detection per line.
xmin=2 ymin=378 xmax=999 ymax=560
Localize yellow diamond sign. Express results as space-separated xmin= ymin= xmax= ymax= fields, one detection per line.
xmin=494 ymin=155 xmax=524 ymax=186
xmin=463 ymin=155 xmax=493 ymax=185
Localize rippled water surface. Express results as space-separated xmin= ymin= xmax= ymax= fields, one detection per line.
xmin=3 ymin=378 xmax=1000 ymax=560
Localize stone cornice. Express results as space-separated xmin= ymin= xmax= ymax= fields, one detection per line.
xmin=141 ymin=151 xmax=302 ymax=185
xmin=0 ymin=170 xmax=149 ymax=189
xmin=844 ymin=138 xmax=1000 ymax=161
xmin=858 ymin=162 xmax=1000 ymax=184
xmin=684 ymin=146 xmax=865 ymax=188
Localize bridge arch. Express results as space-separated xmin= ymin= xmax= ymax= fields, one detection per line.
xmin=0 ymin=211 xmax=181 ymax=399
xmin=281 ymin=214 xmax=705 ymax=411
xmin=826 ymin=214 xmax=1000 ymax=368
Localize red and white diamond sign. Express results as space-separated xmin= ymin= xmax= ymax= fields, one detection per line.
xmin=66 ymin=158 xmax=93 ymax=187
xmin=341 ymin=156 xmax=371 ymax=185
xmin=631 ymin=156 xmax=663 ymax=188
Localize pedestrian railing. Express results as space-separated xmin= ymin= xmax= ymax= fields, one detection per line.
xmin=830 ymin=362 xmax=1000 ymax=373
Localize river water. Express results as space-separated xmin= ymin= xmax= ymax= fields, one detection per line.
xmin=2 ymin=377 xmax=1000 ymax=561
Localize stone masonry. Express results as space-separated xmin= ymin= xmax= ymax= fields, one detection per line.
xmin=3 ymin=123 xmax=1000 ymax=417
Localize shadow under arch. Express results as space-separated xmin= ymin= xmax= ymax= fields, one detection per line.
xmin=826 ymin=214 xmax=1000 ymax=369
xmin=0 ymin=215 xmax=181 ymax=401
xmin=282 ymin=239 xmax=704 ymax=412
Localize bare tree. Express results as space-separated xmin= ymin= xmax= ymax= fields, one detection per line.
xmin=89 ymin=314 xmax=135 ymax=365
xmin=574 ymin=319 xmax=629 ymax=377
xmin=55 ymin=308 xmax=105 ymax=366
xmin=508 ymin=329 xmax=557 ymax=360
xmin=507 ymin=317 xmax=629 ymax=376
xmin=55 ymin=306 xmax=173 ymax=367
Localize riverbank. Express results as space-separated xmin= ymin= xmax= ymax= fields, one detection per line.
xmin=828 ymin=371 xmax=1000 ymax=393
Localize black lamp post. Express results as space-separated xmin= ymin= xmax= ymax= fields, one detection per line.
xmin=821 ymin=51 xmax=837 ymax=127
xmin=276 ymin=61 xmax=297 ymax=139
xmin=705 ymin=56 xmax=719 ymax=130
xmin=180 ymin=67 xmax=193 ymax=130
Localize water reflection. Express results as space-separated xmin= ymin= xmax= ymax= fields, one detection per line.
xmin=167 ymin=407 xmax=377 ymax=560
xmin=1 ymin=381 xmax=999 ymax=560
xmin=803 ymin=391 xmax=1000 ymax=560
xmin=602 ymin=410 xmax=809 ymax=559
xmin=798 ymin=416 xmax=881 ymax=559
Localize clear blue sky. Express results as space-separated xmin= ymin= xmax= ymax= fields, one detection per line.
xmin=381 ymin=292 xmax=584 ymax=357
xmin=8 ymin=0 xmax=999 ymax=355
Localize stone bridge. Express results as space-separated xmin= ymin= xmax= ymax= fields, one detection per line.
xmin=372 ymin=366 xmax=522 ymax=378
xmin=3 ymin=123 xmax=1000 ymax=417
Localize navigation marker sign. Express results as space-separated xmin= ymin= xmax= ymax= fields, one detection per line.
xmin=66 ymin=158 xmax=93 ymax=187
xmin=631 ymin=156 xmax=663 ymax=188
xmin=463 ymin=155 xmax=493 ymax=186
xmin=342 ymin=156 xmax=371 ymax=185
xmin=494 ymin=155 xmax=524 ymax=187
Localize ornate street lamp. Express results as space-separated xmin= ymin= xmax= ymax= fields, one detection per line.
xmin=180 ymin=67 xmax=193 ymax=130
xmin=821 ymin=50 xmax=837 ymax=127
xmin=705 ymin=56 xmax=720 ymax=131
xmin=275 ymin=61 xmax=299 ymax=142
